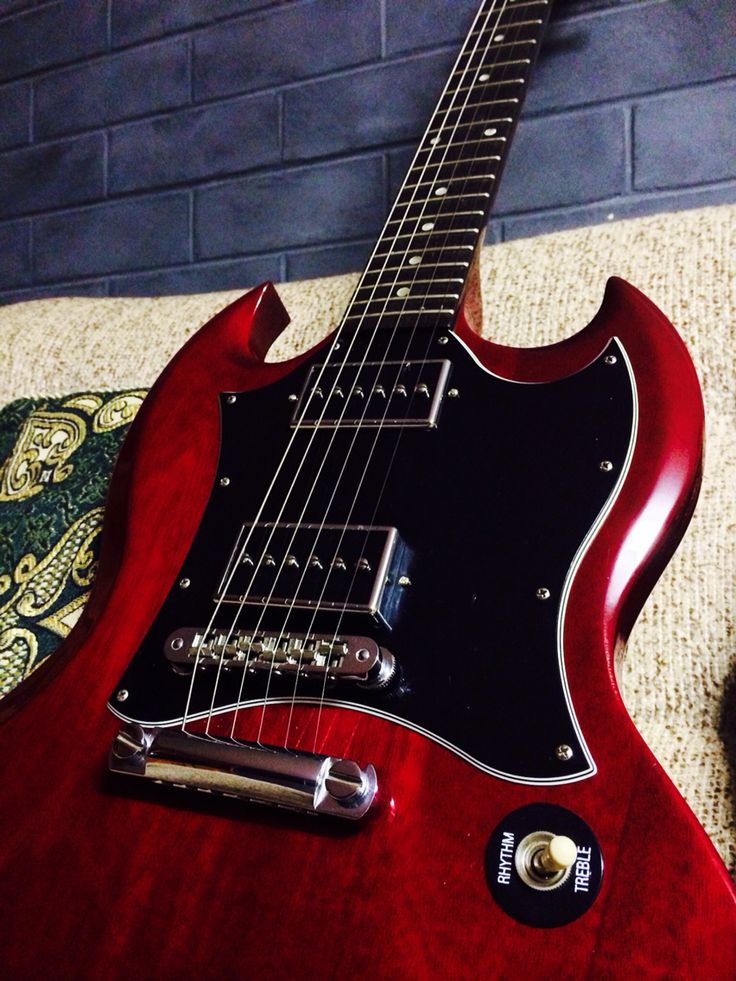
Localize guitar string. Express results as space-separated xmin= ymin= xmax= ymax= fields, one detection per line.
xmin=254 ymin=0 xmax=515 ymax=747
xmin=255 ymin=0 xmax=516 ymax=747
xmin=185 ymin=0 xmax=527 ymax=739
xmin=303 ymin=0 xmax=523 ymax=750
xmin=213 ymin=0 xmax=520 ymax=743
xmin=210 ymin=0 xmax=510 ymax=741
xmin=193 ymin=0 xmax=510 ymax=732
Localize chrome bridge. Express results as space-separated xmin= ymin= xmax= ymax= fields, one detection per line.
xmin=292 ymin=359 xmax=451 ymax=428
xmin=109 ymin=724 xmax=377 ymax=820
xmin=165 ymin=628 xmax=395 ymax=688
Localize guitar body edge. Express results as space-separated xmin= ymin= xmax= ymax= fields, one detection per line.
xmin=0 ymin=279 xmax=734 ymax=981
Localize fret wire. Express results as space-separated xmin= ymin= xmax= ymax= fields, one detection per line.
xmin=435 ymin=97 xmax=520 ymax=114
xmin=462 ymin=57 xmax=532 ymax=70
xmin=391 ymin=191 xmax=491 ymax=208
xmin=383 ymin=211 xmax=485 ymax=227
xmin=415 ymin=138 xmax=507 ymax=151
xmin=445 ymin=78 xmax=526 ymax=98
xmin=412 ymin=153 xmax=502 ymax=165
xmin=350 ymin=297 xmax=462 ymax=309
xmin=371 ymin=229 xmax=481 ymax=242
xmin=467 ymin=17 xmax=544 ymax=36
xmin=398 ymin=177 xmax=496 ymax=198
xmin=455 ymin=38 xmax=537 ymax=57
xmin=361 ymin=261 xmax=471 ymax=275
xmin=370 ymin=245 xmax=475 ymax=259
xmin=424 ymin=118 xmax=513 ymax=140
xmin=343 ymin=307 xmax=457 ymax=319
xmin=356 ymin=277 xmax=465 ymax=288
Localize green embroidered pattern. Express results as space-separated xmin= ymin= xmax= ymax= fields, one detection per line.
xmin=0 ymin=391 xmax=146 ymax=697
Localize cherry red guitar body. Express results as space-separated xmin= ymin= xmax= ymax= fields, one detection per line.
xmin=0 ymin=278 xmax=734 ymax=979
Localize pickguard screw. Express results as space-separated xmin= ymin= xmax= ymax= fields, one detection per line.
xmin=226 ymin=394 xmax=237 ymax=404
xmin=448 ymin=388 xmax=459 ymax=398
xmin=116 ymin=689 xmax=129 ymax=703
xmin=555 ymin=744 xmax=573 ymax=761
xmin=398 ymin=575 xmax=412 ymax=587
xmin=599 ymin=460 xmax=613 ymax=472
xmin=219 ymin=477 xmax=231 ymax=487
xmin=438 ymin=335 xmax=449 ymax=345
xmin=288 ymin=394 xmax=298 ymax=402
xmin=604 ymin=355 xmax=617 ymax=365
xmin=536 ymin=587 xmax=551 ymax=601
xmin=179 ymin=578 xmax=191 ymax=589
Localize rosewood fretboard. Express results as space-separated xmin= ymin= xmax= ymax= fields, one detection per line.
xmin=340 ymin=0 xmax=552 ymax=336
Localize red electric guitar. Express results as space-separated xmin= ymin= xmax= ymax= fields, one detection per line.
xmin=1 ymin=1 xmax=734 ymax=977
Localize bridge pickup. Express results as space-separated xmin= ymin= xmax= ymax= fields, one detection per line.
xmin=216 ymin=524 xmax=408 ymax=627
xmin=109 ymin=724 xmax=377 ymax=821
xmin=165 ymin=629 xmax=395 ymax=688
xmin=291 ymin=359 xmax=451 ymax=428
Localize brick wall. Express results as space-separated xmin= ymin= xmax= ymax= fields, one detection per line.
xmin=0 ymin=0 xmax=733 ymax=304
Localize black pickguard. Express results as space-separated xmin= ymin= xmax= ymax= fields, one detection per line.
xmin=110 ymin=330 xmax=634 ymax=784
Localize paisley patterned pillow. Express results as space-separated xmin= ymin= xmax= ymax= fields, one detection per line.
xmin=0 ymin=390 xmax=146 ymax=698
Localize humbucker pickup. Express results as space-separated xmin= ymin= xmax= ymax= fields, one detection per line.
xmin=291 ymin=359 xmax=451 ymax=428
xmin=165 ymin=628 xmax=395 ymax=688
xmin=216 ymin=523 xmax=409 ymax=626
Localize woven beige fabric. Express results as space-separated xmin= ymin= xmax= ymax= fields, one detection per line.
xmin=2 ymin=204 xmax=734 ymax=874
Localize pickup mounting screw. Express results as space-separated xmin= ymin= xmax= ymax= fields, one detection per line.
xmin=599 ymin=460 xmax=613 ymax=472
xmin=116 ymin=689 xmax=129 ymax=703
xmin=179 ymin=578 xmax=191 ymax=589
xmin=555 ymin=744 xmax=573 ymax=761
xmin=398 ymin=575 xmax=412 ymax=587
xmin=219 ymin=477 xmax=230 ymax=487
xmin=536 ymin=587 xmax=551 ymax=600
xmin=226 ymin=394 xmax=237 ymax=404
xmin=448 ymin=388 xmax=459 ymax=398
xmin=604 ymin=355 xmax=617 ymax=365
xmin=438 ymin=335 xmax=449 ymax=345
xmin=288 ymin=394 xmax=298 ymax=402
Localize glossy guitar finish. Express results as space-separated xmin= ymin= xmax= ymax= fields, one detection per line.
xmin=0 ymin=277 xmax=734 ymax=979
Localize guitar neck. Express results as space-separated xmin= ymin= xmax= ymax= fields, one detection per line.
xmin=341 ymin=0 xmax=552 ymax=337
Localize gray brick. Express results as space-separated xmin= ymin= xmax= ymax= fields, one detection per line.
xmin=0 ymin=82 xmax=29 ymax=149
xmin=0 ymin=220 xmax=30 ymax=288
xmin=109 ymin=94 xmax=280 ymax=194
xmin=385 ymin=0 xmax=479 ymax=56
xmin=0 ymin=2 xmax=44 ymax=15
xmin=0 ymin=0 xmax=107 ymax=83
xmin=527 ymin=0 xmax=736 ymax=114
xmin=634 ymin=82 xmax=736 ymax=191
xmin=109 ymin=254 xmax=281 ymax=295
xmin=0 ymin=280 xmax=108 ymax=306
xmin=34 ymin=194 xmax=190 ymax=281
xmin=193 ymin=0 xmax=380 ymax=101
xmin=34 ymin=39 xmax=190 ymax=140
xmin=286 ymin=240 xmax=374 ymax=280
xmin=284 ymin=50 xmax=454 ymax=161
xmin=495 ymin=106 xmax=626 ymax=213
xmin=195 ymin=156 xmax=385 ymax=259
xmin=111 ymin=0 xmax=280 ymax=47
xmin=0 ymin=133 xmax=104 ymax=219
xmin=388 ymin=146 xmax=415 ymax=203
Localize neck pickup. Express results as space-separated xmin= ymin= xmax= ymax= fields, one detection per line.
xmin=292 ymin=359 xmax=452 ymax=428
